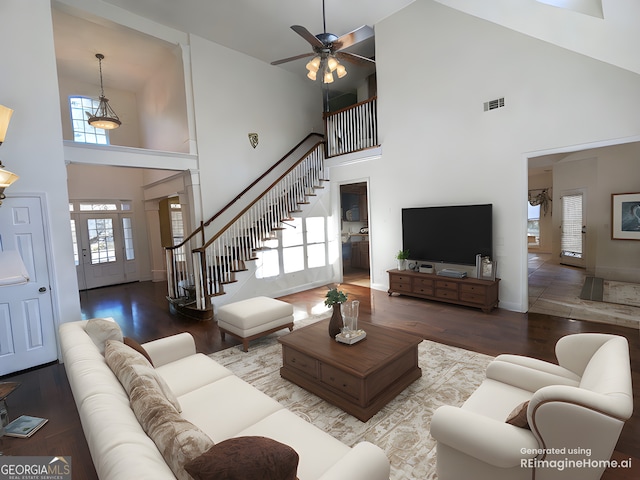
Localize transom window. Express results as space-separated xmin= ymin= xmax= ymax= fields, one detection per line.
xmin=69 ymin=96 xmax=109 ymax=145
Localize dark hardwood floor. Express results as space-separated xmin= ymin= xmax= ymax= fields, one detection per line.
xmin=1 ymin=279 xmax=638 ymax=479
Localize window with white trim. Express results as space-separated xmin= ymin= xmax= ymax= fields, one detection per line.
xmin=282 ymin=217 xmax=304 ymax=274
xmin=69 ymin=96 xmax=109 ymax=145
xmin=306 ymin=217 xmax=326 ymax=268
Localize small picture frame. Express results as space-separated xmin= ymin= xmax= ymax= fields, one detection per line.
xmin=478 ymin=256 xmax=497 ymax=281
xmin=611 ymin=192 xmax=640 ymax=241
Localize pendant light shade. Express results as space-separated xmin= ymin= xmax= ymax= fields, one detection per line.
xmin=87 ymin=54 xmax=121 ymax=130
xmin=0 ymin=105 xmax=18 ymax=205
xmin=0 ymin=105 xmax=13 ymax=145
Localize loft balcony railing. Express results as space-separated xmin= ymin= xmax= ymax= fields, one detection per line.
xmin=324 ymin=96 xmax=378 ymax=158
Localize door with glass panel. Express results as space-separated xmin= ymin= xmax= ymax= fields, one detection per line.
xmin=560 ymin=191 xmax=586 ymax=268
xmin=72 ymin=203 xmax=137 ymax=289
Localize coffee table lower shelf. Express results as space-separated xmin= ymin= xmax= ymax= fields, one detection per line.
xmin=278 ymin=320 xmax=422 ymax=422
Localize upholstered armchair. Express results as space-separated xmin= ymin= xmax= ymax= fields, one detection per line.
xmin=431 ymin=333 xmax=633 ymax=480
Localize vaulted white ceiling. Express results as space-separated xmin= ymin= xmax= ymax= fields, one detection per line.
xmin=53 ymin=0 xmax=640 ymax=98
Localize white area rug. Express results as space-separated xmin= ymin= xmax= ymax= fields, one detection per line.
xmin=209 ymin=315 xmax=493 ymax=480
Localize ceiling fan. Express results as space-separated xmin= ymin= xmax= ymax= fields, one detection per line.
xmin=270 ymin=0 xmax=375 ymax=84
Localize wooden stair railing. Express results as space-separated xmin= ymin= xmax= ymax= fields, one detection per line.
xmin=166 ymin=138 xmax=326 ymax=315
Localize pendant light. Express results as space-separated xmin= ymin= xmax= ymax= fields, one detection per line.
xmin=87 ymin=54 xmax=121 ymax=130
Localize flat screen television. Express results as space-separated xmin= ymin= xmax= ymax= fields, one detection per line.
xmin=402 ymin=204 xmax=493 ymax=266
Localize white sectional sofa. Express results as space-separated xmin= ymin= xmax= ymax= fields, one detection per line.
xmin=59 ymin=319 xmax=390 ymax=480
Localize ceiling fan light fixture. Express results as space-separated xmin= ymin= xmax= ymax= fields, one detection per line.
xmin=307 ymin=69 xmax=317 ymax=81
xmin=323 ymin=69 xmax=334 ymax=84
xmin=306 ymin=56 xmax=321 ymax=73
xmin=327 ymin=56 xmax=338 ymax=72
xmin=336 ymin=63 xmax=347 ymax=78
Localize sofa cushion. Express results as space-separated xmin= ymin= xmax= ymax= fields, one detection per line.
xmin=105 ymin=340 xmax=181 ymax=412
xmin=129 ymin=376 xmax=214 ymax=480
xmin=236 ymin=409 xmax=352 ymax=480
xmin=184 ymin=436 xmax=299 ymax=480
xmin=178 ymin=375 xmax=283 ymax=442
xmin=124 ymin=336 xmax=154 ymax=366
xmin=505 ymin=401 xmax=530 ymax=429
xmin=155 ymin=353 xmax=234 ymax=397
xmin=85 ymin=318 xmax=123 ymax=354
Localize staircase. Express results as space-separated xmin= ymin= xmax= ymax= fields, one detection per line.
xmin=166 ymin=135 xmax=327 ymax=320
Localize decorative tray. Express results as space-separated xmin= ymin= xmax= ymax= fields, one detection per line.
xmin=335 ymin=330 xmax=367 ymax=345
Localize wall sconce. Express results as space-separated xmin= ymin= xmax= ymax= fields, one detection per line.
xmin=0 ymin=105 xmax=18 ymax=206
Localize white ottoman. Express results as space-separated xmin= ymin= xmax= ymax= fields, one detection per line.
xmin=217 ymin=296 xmax=294 ymax=351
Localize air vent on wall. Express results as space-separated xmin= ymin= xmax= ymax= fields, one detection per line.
xmin=484 ymin=97 xmax=505 ymax=112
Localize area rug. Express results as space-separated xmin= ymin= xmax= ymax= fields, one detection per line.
xmin=209 ymin=314 xmax=493 ymax=480
xmin=580 ymin=277 xmax=640 ymax=308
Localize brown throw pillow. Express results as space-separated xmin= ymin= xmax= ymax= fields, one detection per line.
xmin=124 ymin=336 xmax=154 ymax=366
xmin=184 ymin=436 xmax=299 ymax=480
xmin=506 ymin=400 xmax=530 ymax=429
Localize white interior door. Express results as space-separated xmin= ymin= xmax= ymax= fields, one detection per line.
xmin=560 ymin=191 xmax=586 ymax=268
xmin=76 ymin=212 xmax=137 ymax=290
xmin=0 ymin=195 xmax=57 ymax=376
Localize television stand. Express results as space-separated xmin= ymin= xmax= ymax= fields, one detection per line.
xmin=387 ymin=269 xmax=499 ymax=313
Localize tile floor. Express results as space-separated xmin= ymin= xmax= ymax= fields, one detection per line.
xmin=528 ymin=252 xmax=640 ymax=329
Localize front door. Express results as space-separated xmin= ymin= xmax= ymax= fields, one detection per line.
xmin=74 ymin=211 xmax=137 ymax=290
xmin=0 ymin=195 xmax=57 ymax=376
xmin=560 ymin=191 xmax=586 ymax=268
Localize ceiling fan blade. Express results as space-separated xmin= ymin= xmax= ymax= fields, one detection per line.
xmin=291 ymin=25 xmax=325 ymax=49
xmin=333 ymin=25 xmax=374 ymax=51
xmin=271 ymin=52 xmax=315 ymax=66
xmin=336 ymin=51 xmax=375 ymax=65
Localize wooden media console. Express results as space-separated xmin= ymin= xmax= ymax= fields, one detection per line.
xmin=388 ymin=269 xmax=500 ymax=313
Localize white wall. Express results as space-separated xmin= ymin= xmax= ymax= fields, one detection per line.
xmin=189 ymin=35 xmax=323 ymax=220
xmin=0 ymin=0 xmax=81 ymax=324
xmin=138 ymin=47 xmax=190 ymax=153
xmin=366 ymin=0 xmax=640 ymax=311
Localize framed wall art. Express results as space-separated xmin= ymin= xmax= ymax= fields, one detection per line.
xmin=611 ymin=192 xmax=640 ymax=240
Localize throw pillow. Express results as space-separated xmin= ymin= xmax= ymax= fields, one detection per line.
xmin=184 ymin=436 xmax=299 ymax=480
xmin=85 ymin=318 xmax=123 ymax=354
xmin=105 ymin=340 xmax=181 ymax=412
xmin=506 ymin=400 xmax=530 ymax=429
xmin=129 ymin=379 xmax=213 ymax=480
xmin=124 ymin=336 xmax=154 ymax=366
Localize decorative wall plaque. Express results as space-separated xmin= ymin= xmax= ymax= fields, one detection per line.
xmin=248 ymin=132 xmax=259 ymax=149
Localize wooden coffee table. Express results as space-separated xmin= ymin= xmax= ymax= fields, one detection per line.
xmin=278 ymin=319 xmax=422 ymax=421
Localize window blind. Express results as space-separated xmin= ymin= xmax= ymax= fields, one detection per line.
xmin=561 ymin=194 xmax=583 ymax=257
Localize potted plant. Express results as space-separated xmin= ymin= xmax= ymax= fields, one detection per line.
xmin=325 ymin=287 xmax=348 ymax=338
xmin=396 ymin=249 xmax=410 ymax=271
